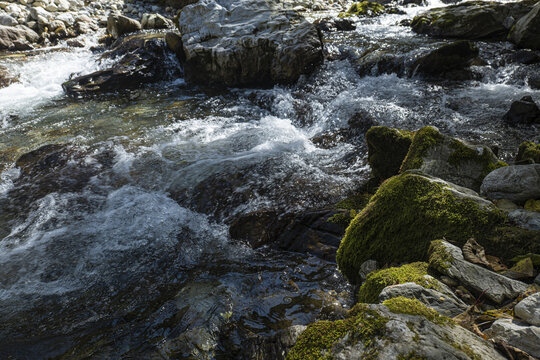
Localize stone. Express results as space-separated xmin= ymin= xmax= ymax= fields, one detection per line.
xmin=0 ymin=65 xmax=19 ymax=88
xmin=525 ymin=199 xmax=540 ymax=211
xmin=411 ymin=40 xmax=479 ymax=77
xmin=509 ymin=0 xmax=540 ymax=50
xmin=503 ymin=96 xmax=540 ymax=125
xmin=517 ymin=141 xmax=540 ymax=163
xmin=378 ymin=281 xmax=468 ymax=317
xmin=515 ymin=293 xmax=540 ymax=326
xmin=511 ymin=49 xmax=540 ymax=64
xmin=30 ymin=6 xmax=53 ymax=21
xmin=485 ymin=319 xmax=540 ymax=357
xmin=493 ymin=199 xmax=520 ymax=212
xmin=358 ymin=260 xmax=378 ymax=282
xmin=176 ymin=0 xmax=323 ymax=87
xmin=106 ymin=13 xmax=141 ymax=40
xmin=480 ymin=164 xmax=540 ymax=204
xmin=428 ymin=240 xmax=527 ymax=304
xmin=0 ymin=14 xmax=17 ymax=26
xmin=0 ymin=24 xmax=36 ymax=50
xmin=400 ymin=126 xmax=504 ymax=192
xmin=508 ymin=209 xmax=540 ymax=231
xmin=141 ymin=13 xmax=171 ymax=29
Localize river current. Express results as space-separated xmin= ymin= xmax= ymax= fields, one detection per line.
xmin=0 ymin=0 xmax=539 ymax=358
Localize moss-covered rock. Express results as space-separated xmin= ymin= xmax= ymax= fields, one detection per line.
xmin=382 ymin=296 xmax=453 ymax=325
xmin=366 ymin=126 xmax=414 ymax=181
xmin=410 ymin=0 xmax=536 ymax=40
xmin=328 ymin=192 xmax=373 ymax=227
xmin=339 ymin=1 xmax=386 ymax=17
xmin=517 ymin=141 xmax=540 ymax=163
xmin=336 ymin=172 xmax=505 ymax=283
xmin=357 ymin=262 xmax=435 ymax=303
xmin=400 ymin=126 xmax=505 ymax=191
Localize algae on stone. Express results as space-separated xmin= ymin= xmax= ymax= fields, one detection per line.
xmin=339 ymin=1 xmax=386 ymax=17
xmin=517 ymin=141 xmax=540 ymax=163
xmin=382 ymin=296 xmax=453 ymax=326
xmin=366 ymin=126 xmax=414 ymax=181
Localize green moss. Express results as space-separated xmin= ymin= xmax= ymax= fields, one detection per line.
xmin=398 ymin=351 xmax=427 ymax=360
xmin=383 ymin=297 xmax=452 ymax=326
xmin=366 ymin=126 xmax=414 ymax=181
xmin=484 ymin=227 xmax=540 ymax=262
xmin=512 ymin=253 xmax=540 ymax=267
xmin=428 ymin=240 xmax=454 ymax=272
xmin=517 ymin=141 xmax=540 ymax=163
xmin=448 ymin=341 xmax=482 ymax=360
xmin=336 ymin=172 xmax=505 ymax=283
xmin=339 ymin=1 xmax=386 ymax=17
xmin=328 ymin=209 xmax=358 ymax=228
xmin=286 ymin=304 xmax=388 ymax=360
xmin=400 ymin=127 xmax=445 ymax=171
xmin=357 ymin=262 xmax=435 ymax=303
xmin=328 ymin=193 xmax=372 ymax=228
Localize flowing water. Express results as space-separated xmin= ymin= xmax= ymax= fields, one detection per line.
xmin=0 ymin=0 xmax=539 ymax=358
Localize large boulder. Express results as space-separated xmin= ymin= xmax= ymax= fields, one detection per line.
xmin=336 ymin=172 xmax=505 ymax=283
xmin=503 ymin=95 xmax=540 ymax=126
xmin=365 ymin=126 xmax=414 ymax=181
xmin=175 ymin=0 xmax=324 ymax=87
xmin=411 ymin=40 xmax=479 ymax=78
xmin=63 ymin=34 xmax=175 ymax=97
xmin=480 ymin=164 xmax=540 ymax=204
xmin=428 ymin=240 xmax=528 ymax=304
xmin=287 ymin=301 xmax=505 ymax=360
xmin=509 ymin=0 xmax=540 ymax=50
xmin=410 ymin=0 xmax=536 ymax=40
xmin=106 ymin=14 xmax=142 ymax=40
xmin=400 ymin=126 xmax=504 ymax=192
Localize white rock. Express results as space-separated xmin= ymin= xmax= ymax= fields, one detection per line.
xmin=515 ymin=292 xmax=540 ymax=326
xmin=55 ymin=11 xmax=74 ymax=25
xmin=485 ymin=319 xmax=540 ymax=357
xmin=30 ymin=6 xmax=53 ymax=20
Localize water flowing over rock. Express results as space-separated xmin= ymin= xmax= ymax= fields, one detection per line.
xmin=175 ymin=0 xmax=324 ymax=87
xmin=428 ymin=240 xmax=528 ymax=304
xmin=480 ymin=164 xmax=540 ymax=204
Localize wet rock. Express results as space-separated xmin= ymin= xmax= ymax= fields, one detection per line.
xmin=230 ymin=208 xmax=348 ymax=261
xmin=428 ymin=240 xmax=527 ymax=304
xmin=242 ymin=325 xmax=306 ymax=360
xmin=509 ymin=1 xmax=540 ymax=50
xmin=503 ymin=96 xmax=540 ymax=126
xmin=288 ymin=302 xmax=505 ymax=360
xmin=63 ymin=34 xmax=174 ymax=97
xmin=529 ymin=75 xmax=540 ymax=89
xmin=485 ymin=319 xmax=540 ymax=358
xmin=517 ymin=141 xmax=540 ymax=163
xmin=365 ymin=126 xmax=413 ymax=181
xmin=176 ymin=0 xmax=323 ymax=87
xmin=508 ymin=209 xmax=540 ymax=231
xmin=165 ymin=31 xmax=183 ymax=59
xmin=480 ymin=164 xmax=540 ymax=204
xmin=340 ymin=1 xmax=386 ymax=17
xmin=512 ymin=49 xmax=540 ymax=64
xmin=378 ymin=282 xmax=468 ymax=317
xmin=106 ymin=14 xmax=141 ymax=40
xmin=411 ymin=40 xmax=479 ymax=78
xmin=336 ymin=172 xmax=505 ymax=283
xmin=314 ymin=17 xmax=356 ymax=32
xmin=400 ymin=126 xmax=504 ymax=192
xmin=411 ymin=0 xmax=536 ymax=40
xmin=141 ymin=13 xmax=171 ymax=30
xmin=515 ymin=292 xmax=540 ymax=326
xmin=0 ymin=65 xmax=18 ymax=88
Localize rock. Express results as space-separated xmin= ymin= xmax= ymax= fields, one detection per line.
xmin=339 ymin=1 xmax=386 ymax=17
xmin=176 ymin=0 xmax=323 ymax=87
xmin=288 ymin=302 xmax=505 ymax=360
xmin=314 ymin=17 xmax=356 ymax=32
xmin=485 ymin=319 xmax=540 ymax=358
xmin=358 ymin=259 xmax=378 ymax=282
xmin=30 ymin=6 xmax=53 ymax=21
xmin=63 ymin=34 xmax=174 ymax=97
xmin=503 ymin=96 xmax=540 ymax=125
xmin=0 ymin=65 xmax=18 ymax=88
xmin=365 ymin=126 xmax=414 ymax=181
xmin=502 ymin=257 xmax=535 ymax=279
xmin=493 ymin=198 xmax=520 ymax=212
xmin=411 ymin=40 xmax=479 ymax=77
xmin=508 ymin=209 xmax=540 ymax=231
xmin=0 ymin=14 xmax=17 ymax=26
xmin=511 ymin=49 xmax=540 ymax=64
xmin=515 ymin=293 xmax=540 ymax=326
xmin=428 ymin=240 xmax=527 ymax=304
xmin=0 ymin=24 xmax=37 ymax=50
xmin=509 ymin=1 xmax=540 ymax=50
xmin=336 ymin=172 xmax=506 ymax=283
xmin=411 ymin=0 xmax=536 ymax=40
xmin=74 ymin=15 xmax=98 ymax=35
xmin=525 ymin=199 xmax=540 ymax=211
xmin=536 ymin=273 xmax=540 ymax=285
xmin=162 ymin=0 xmax=198 ymax=9
xmin=480 ymin=164 xmax=540 ymax=204
xmin=530 ymin=75 xmax=540 ymax=89
xmin=106 ymin=14 xmax=141 ymax=40
xmin=165 ymin=31 xmax=182 ymax=59
xmin=141 ymin=13 xmax=171 ymax=30
xmin=400 ymin=126 xmax=504 ymax=192
xmin=378 ymin=282 xmax=468 ymax=317
xmin=517 ymin=141 xmax=540 ymax=163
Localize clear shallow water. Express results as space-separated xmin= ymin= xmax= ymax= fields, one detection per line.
xmin=0 ymin=0 xmax=539 ymax=357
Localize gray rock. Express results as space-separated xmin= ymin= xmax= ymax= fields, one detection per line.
xmin=141 ymin=13 xmax=171 ymax=29
xmin=480 ymin=164 xmax=540 ymax=204
xmin=509 ymin=0 xmax=540 ymax=50
xmin=0 ymin=14 xmax=18 ymax=26
xmin=429 ymin=241 xmax=528 ymax=304
xmin=359 ymin=259 xmax=378 ymax=282
xmin=535 ymin=273 xmax=540 ymax=285
xmin=30 ymin=6 xmax=53 ymax=21
xmin=176 ymin=0 xmax=323 ymax=87
xmin=485 ymin=319 xmax=540 ymax=358
xmin=378 ymin=281 xmax=467 ymax=317
xmin=106 ymin=13 xmax=141 ymax=39
xmin=515 ymin=292 xmax=540 ymax=326
xmin=0 ymin=24 xmax=36 ymax=50
xmin=508 ymin=209 xmax=540 ymax=231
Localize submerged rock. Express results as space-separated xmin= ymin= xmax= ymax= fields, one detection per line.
xmin=503 ymin=95 xmax=540 ymax=126
xmin=509 ymin=0 xmax=540 ymax=50
xmin=480 ymin=164 xmax=540 ymax=204
xmin=485 ymin=319 xmax=540 ymax=358
xmin=175 ymin=0 xmax=323 ymax=87
xmin=428 ymin=240 xmax=527 ymax=304
xmin=411 ymin=0 xmax=535 ymax=40
xmin=400 ymin=126 xmax=504 ymax=192
xmin=62 ymin=34 xmax=174 ymax=97
xmin=336 ymin=172 xmax=505 ymax=283
xmin=287 ymin=301 xmax=505 ymax=360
